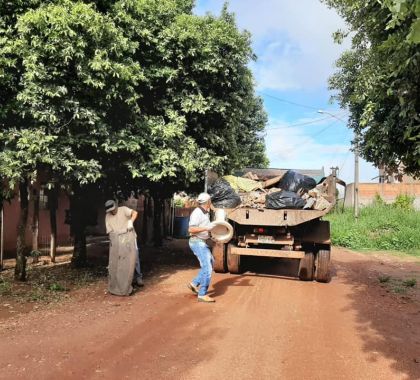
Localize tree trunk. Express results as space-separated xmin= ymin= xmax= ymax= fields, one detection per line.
xmin=49 ymin=188 xmax=58 ymax=263
xmin=31 ymin=187 xmax=40 ymax=263
xmin=163 ymin=199 xmax=171 ymax=238
xmin=153 ymin=197 xmax=163 ymax=247
xmin=72 ymin=225 xmax=87 ymax=267
xmin=70 ymin=191 xmax=87 ymax=268
xmin=141 ymin=195 xmax=148 ymax=245
xmin=15 ymin=180 xmax=29 ymax=281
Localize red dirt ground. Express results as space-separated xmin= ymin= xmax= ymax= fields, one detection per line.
xmin=0 ymin=244 xmax=419 ymax=380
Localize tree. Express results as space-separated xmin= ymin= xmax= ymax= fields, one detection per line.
xmin=324 ymin=0 xmax=420 ymax=175
xmin=0 ymin=0 xmax=143 ymax=275
xmin=0 ymin=0 xmax=267 ymax=276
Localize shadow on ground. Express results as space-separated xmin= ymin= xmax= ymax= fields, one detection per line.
xmin=335 ymin=254 xmax=420 ymax=379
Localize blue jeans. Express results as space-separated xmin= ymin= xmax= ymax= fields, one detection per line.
xmin=135 ymin=242 xmax=142 ymax=280
xmin=189 ymin=238 xmax=213 ymax=296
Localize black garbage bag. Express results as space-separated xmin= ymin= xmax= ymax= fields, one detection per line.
xmin=265 ymin=190 xmax=305 ymax=209
xmin=278 ymin=170 xmax=316 ymax=193
xmin=208 ymin=178 xmax=241 ymax=208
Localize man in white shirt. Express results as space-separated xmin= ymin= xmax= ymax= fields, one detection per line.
xmin=188 ymin=193 xmax=216 ymax=303
xmin=105 ymin=200 xmax=143 ymax=287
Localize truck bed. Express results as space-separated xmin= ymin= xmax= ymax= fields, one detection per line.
xmin=225 ymin=204 xmax=334 ymax=227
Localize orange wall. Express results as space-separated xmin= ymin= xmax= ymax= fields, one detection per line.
xmin=345 ymin=183 xmax=420 ymax=209
xmin=2 ymin=192 xmax=70 ymax=256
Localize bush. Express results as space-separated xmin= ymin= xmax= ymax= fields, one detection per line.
xmin=373 ymin=193 xmax=385 ymax=206
xmin=393 ymin=194 xmax=415 ymax=210
xmin=325 ymin=204 xmax=420 ymax=255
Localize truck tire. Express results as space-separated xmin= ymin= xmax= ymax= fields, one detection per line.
xmin=298 ymin=251 xmax=314 ymax=281
xmin=315 ymin=249 xmax=331 ymax=283
xmin=213 ymin=243 xmax=227 ymax=273
xmin=227 ymin=244 xmax=241 ymax=274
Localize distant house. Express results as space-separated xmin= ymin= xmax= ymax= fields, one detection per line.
xmin=378 ymin=164 xmax=418 ymax=184
xmin=345 ymin=166 xmax=420 ymax=209
xmin=1 ymin=190 xmax=173 ymax=260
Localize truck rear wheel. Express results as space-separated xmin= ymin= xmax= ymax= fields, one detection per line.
xmin=315 ymin=249 xmax=331 ymax=283
xmin=298 ymin=251 xmax=314 ymax=281
xmin=227 ymin=244 xmax=241 ymax=274
xmin=213 ymin=243 xmax=227 ymax=273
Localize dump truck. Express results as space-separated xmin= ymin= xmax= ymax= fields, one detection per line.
xmin=211 ymin=168 xmax=344 ymax=283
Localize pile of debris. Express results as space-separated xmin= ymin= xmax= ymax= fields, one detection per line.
xmin=208 ymin=170 xmax=332 ymax=211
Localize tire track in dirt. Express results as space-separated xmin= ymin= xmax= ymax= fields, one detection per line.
xmin=0 ymin=246 xmax=419 ymax=380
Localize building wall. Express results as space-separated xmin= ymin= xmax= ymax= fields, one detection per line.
xmin=2 ymin=191 xmax=71 ymax=256
xmin=344 ymin=183 xmax=420 ymax=209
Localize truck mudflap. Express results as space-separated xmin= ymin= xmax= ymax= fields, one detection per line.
xmin=290 ymin=220 xmax=331 ymax=245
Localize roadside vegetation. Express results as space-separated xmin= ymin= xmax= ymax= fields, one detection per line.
xmin=326 ymin=195 xmax=420 ymax=255
xmin=0 ymin=261 xmax=107 ymax=304
xmin=378 ymin=274 xmax=417 ymax=295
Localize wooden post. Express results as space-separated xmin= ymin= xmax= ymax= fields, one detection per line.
xmin=354 ymin=136 xmax=360 ymax=219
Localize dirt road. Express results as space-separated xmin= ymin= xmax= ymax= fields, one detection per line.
xmin=0 ymin=245 xmax=419 ymax=380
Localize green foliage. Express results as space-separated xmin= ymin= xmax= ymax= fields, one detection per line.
xmin=378 ymin=275 xmax=418 ymax=295
xmin=0 ymin=277 xmax=12 ymax=295
xmin=378 ymin=275 xmax=391 ymax=283
xmin=393 ymin=193 xmax=415 ymax=209
xmin=0 ymin=0 xmax=267 ymax=273
xmin=373 ymin=192 xmax=385 ymax=206
xmin=382 ymin=0 xmax=420 ymax=43
xmin=325 ymin=204 xmax=420 ymax=254
xmin=0 ymin=0 xmax=267 ymax=195
xmin=402 ymin=278 xmax=417 ymax=287
xmin=49 ymin=283 xmax=67 ymax=292
xmin=323 ymin=0 xmax=420 ymax=176
xmin=30 ymin=250 xmax=42 ymax=258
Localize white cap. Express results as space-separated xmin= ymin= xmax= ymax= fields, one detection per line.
xmin=197 ymin=192 xmax=211 ymax=204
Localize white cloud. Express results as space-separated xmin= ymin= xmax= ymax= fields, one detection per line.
xmin=196 ymin=0 xmax=350 ymax=90
xmin=195 ymin=1 xmax=379 ymax=183
xmin=264 ymin=117 xmax=379 ymax=183
xmin=266 ymin=118 xmax=348 ymax=165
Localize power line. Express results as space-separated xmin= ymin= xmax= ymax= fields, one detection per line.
xmin=258 ymin=91 xmax=320 ymax=110
xmin=282 ymin=119 xmax=340 ymax=152
xmin=339 ymin=151 xmax=351 ymax=172
xmin=266 ymin=115 xmax=337 ymax=131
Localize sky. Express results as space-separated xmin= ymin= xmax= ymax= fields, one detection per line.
xmin=194 ymin=0 xmax=379 ymax=184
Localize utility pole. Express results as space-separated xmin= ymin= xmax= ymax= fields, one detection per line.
xmin=204 ymin=168 xmax=208 ymax=193
xmin=354 ymin=135 xmax=359 ymax=219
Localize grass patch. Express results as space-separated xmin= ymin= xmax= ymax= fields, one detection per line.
xmin=378 ymin=275 xmax=391 ymax=283
xmin=0 ymin=277 xmax=12 ymax=296
xmin=378 ymin=275 xmax=418 ymax=295
xmin=325 ymin=204 xmax=420 ymax=256
xmin=402 ymin=278 xmax=417 ymax=288
xmin=0 ymin=263 xmax=107 ymax=304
